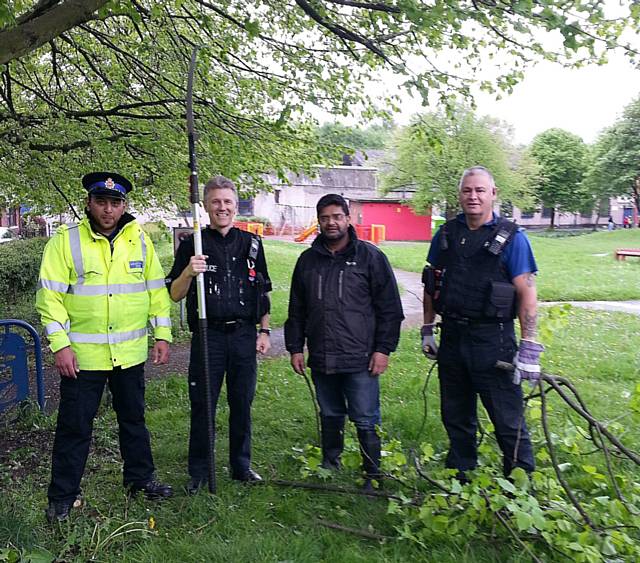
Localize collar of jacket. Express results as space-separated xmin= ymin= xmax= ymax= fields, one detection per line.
xmin=85 ymin=210 xmax=136 ymax=240
xmin=205 ymin=225 xmax=239 ymax=242
xmin=455 ymin=211 xmax=500 ymax=229
xmin=311 ymin=224 xmax=358 ymax=257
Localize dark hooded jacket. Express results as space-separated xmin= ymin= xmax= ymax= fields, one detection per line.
xmin=284 ymin=226 xmax=404 ymax=374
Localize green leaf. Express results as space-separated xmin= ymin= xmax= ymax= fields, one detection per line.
xmin=510 ymin=467 xmax=529 ymax=489
xmin=495 ymin=478 xmax=516 ymax=494
xmin=600 ymin=536 xmax=617 ymax=556
xmin=515 ymin=511 xmax=533 ymax=531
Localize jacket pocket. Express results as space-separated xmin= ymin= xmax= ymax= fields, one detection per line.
xmin=484 ymin=281 xmax=516 ymax=319
xmin=125 ymin=260 xmax=145 ymax=281
xmin=343 ymin=267 xmax=371 ymax=307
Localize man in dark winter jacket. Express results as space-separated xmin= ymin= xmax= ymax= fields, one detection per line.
xmin=285 ymin=194 xmax=404 ymax=490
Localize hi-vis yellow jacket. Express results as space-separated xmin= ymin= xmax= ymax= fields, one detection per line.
xmin=35 ymin=216 xmax=172 ymax=370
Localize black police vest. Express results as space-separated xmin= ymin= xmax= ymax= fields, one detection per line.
xmin=433 ymin=218 xmax=518 ymax=321
xmin=186 ymin=229 xmax=263 ymax=329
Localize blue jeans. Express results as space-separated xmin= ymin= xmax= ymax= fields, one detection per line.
xmin=311 ymin=370 xmax=381 ymax=431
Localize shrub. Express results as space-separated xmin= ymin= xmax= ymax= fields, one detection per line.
xmin=142 ymin=221 xmax=171 ymax=244
xmin=0 ymin=237 xmax=47 ymax=325
xmin=235 ymin=215 xmax=271 ymax=226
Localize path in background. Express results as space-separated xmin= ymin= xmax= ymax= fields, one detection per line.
xmin=46 ymin=269 xmax=640 ymax=411
xmin=543 ymin=300 xmax=640 ymax=315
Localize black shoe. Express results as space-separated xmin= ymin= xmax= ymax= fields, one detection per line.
xmin=357 ymin=427 xmax=382 ymax=485
xmin=186 ymin=477 xmax=207 ymax=495
xmin=231 ymin=469 xmax=262 ymax=483
xmin=45 ymin=500 xmax=73 ymax=524
xmin=128 ymin=479 xmax=173 ymax=500
xmin=362 ymin=478 xmax=375 ymax=493
xmin=320 ymin=458 xmax=341 ymax=470
xmin=321 ymin=417 xmax=345 ymax=472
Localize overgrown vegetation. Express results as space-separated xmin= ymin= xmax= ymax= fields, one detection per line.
xmin=0 ymin=237 xmax=47 ymax=326
xmin=2 ymin=307 xmax=640 ymax=561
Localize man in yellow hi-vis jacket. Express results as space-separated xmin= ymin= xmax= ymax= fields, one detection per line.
xmin=36 ymin=172 xmax=174 ymax=523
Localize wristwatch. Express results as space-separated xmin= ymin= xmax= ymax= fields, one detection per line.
xmin=258 ymin=328 xmax=271 ymax=335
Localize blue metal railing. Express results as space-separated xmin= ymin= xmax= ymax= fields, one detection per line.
xmin=0 ymin=319 xmax=45 ymax=412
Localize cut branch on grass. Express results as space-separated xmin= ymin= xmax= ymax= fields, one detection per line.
xmin=545 ymin=375 xmax=640 ymax=465
xmin=270 ymin=478 xmax=402 ymax=501
xmin=315 ymin=519 xmax=389 ymax=541
xmin=483 ymin=493 xmax=544 ymax=563
xmin=539 ymin=380 xmax=596 ymax=528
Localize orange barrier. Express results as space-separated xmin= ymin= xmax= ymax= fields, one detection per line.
xmin=355 ymin=224 xmax=371 ymax=241
xmin=371 ymin=224 xmax=386 ymax=244
xmin=246 ymin=222 xmax=264 ymax=236
xmin=294 ymin=222 xmax=318 ymax=242
xmin=234 ymin=221 xmax=264 ymax=236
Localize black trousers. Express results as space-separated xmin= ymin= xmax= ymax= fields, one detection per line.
xmin=187 ymin=324 xmax=257 ymax=479
xmin=437 ymin=320 xmax=535 ymax=476
xmin=48 ymin=363 xmax=155 ymax=503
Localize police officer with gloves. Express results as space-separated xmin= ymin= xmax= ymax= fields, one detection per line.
xmin=37 ymin=172 xmax=174 ymax=523
xmin=422 ymin=166 xmax=542 ymax=479
xmin=166 ymin=175 xmax=271 ymax=493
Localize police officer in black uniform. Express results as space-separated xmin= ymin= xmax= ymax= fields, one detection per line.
xmin=422 ymin=166 xmax=543 ymax=479
xmin=166 ymin=176 xmax=271 ymax=493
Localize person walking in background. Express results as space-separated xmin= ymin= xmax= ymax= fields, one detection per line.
xmin=285 ymin=194 xmax=404 ymax=490
xmin=37 ymin=172 xmax=173 ymax=523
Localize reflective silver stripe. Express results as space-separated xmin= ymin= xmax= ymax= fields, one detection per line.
xmin=66 ymin=223 xmax=84 ymax=284
xmin=140 ymin=231 xmax=147 ymax=270
xmin=149 ymin=317 xmax=172 ymax=328
xmin=68 ymin=327 xmax=148 ymax=344
xmin=45 ymin=320 xmax=70 ymax=335
xmin=145 ymin=278 xmax=165 ymax=290
xmin=38 ymin=278 xmax=70 ymax=293
xmin=68 ymin=282 xmax=148 ymax=296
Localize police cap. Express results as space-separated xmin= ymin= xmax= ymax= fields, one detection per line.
xmin=82 ymin=172 xmax=132 ymax=200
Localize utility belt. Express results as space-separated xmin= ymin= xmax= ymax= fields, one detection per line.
xmin=441 ymin=314 xmax=513 ymax=327
xmin=207 ymin=318 xmax=253 ymax=333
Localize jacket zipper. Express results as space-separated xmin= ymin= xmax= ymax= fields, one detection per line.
xmin=338 ymin=270 xmax=344 ymax=300
xmin=317 ymin=274 xmax=323 ymax=300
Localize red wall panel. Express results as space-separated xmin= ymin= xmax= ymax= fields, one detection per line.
xmin=361 ymin=203 xmax=431 ymax=241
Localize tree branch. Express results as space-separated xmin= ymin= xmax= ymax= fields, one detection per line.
xmin=294 ymin=0 xmax=390 ymax=62
xmin=0 ymin=0 xmax=110 ymax=65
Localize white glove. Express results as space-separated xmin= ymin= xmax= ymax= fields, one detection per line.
xmin=513 ymin=339 xmax=545 ymax=385
xmin=421 ymin=323 xmax=438 ymax=360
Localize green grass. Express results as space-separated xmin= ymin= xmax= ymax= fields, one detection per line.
xmin=3 ymin=307 xmax=640 ymax=561
xmin=262 ymin=240 xmax=307 ymax=327
xmin=380 ymin=229 xmax=640 ymax=301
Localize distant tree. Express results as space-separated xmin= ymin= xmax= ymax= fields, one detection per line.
xmin=316 ymin=123 xmax=392 ymax=150
xmin=315 ymin=123 xmax=393 ymax=164
xmin=583 ymin=97 xmax=640 ymax=218
xmin=528 ymin=128 xmax=587 ymax=228
xmin=380 ymin=108 xmax=534 ymax=215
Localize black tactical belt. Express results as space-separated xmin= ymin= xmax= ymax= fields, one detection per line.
xmin=442 ymin=315 xmax=512 ymax=326
xmin=208 ymin=318 xmax=251 ymax=332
